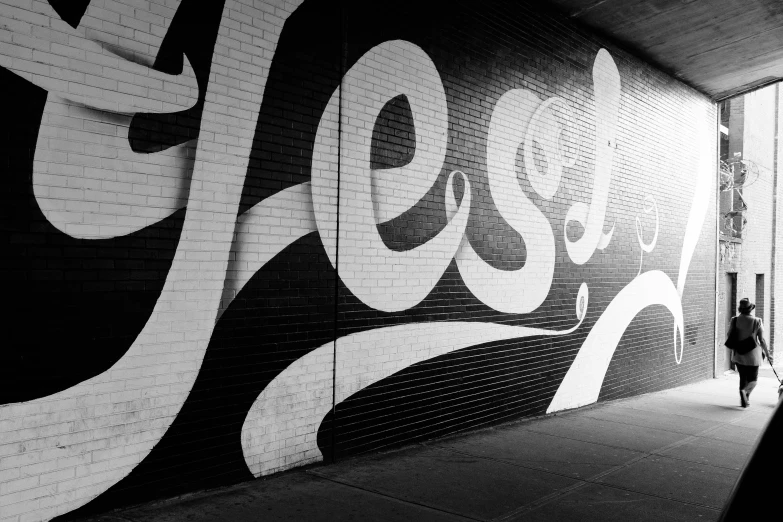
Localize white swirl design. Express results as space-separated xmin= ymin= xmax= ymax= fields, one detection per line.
xmin=33 ymin=98 xmax=197 ymax=238
xmin=673 ymin=113 xmax=715 ymax=364
xmin=0 ymin=0 xmax=198 ymax=114
xmin=547 ymin=271 xmax=684 ymax=413
xmin=635 ymin=195 xmax=659 ymax=276
xmin=524 ymin=97 xmax=577 ymax=200
xmin=220 ymin=182 xmax=317 ymax=316
xmin=311 ymin=40 xmax=470 ymax=313
xmin=0 ymin=2 xmax=304 ymax=519
xmin=242 ymin=282 xmax=588 ymax=478
xmin=0 ymin=20 xmax=718 ymax=519
xmin=549 ymin=106 xmax=715 ymax=411
xmin=11 ymin=0 xmax=201 ymax=239
xmin=678 ymin=123 xmax=714 ymax=298
xmin=564 ymin=48 xmax=620 ymax=264
xmin=454 ymin=89 xmax=558 ymax=314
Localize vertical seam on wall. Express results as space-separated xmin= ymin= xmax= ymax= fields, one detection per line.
xmin=331 ymin=2 xmax=346 ymax=464
xmin=771 ymin=85 xmax=779 ymax=356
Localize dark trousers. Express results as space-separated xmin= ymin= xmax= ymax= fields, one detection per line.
xmin=736 ymin=363 xmax=759 ymax=394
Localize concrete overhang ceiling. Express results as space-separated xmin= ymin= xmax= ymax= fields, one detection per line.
xmin=543 ymin=0 xmax=783 ymax=100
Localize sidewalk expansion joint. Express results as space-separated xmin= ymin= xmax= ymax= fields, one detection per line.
xmin=432 ymin=413 xmax=747 ymax=521
xmin=306 ymin=469 xmax=482 ymax=522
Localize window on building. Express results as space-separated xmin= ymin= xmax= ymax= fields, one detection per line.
xmin=728 ymin=272 xmax=737 ymax=318
xmin=756 ymin=274 xmax=765 ymax=323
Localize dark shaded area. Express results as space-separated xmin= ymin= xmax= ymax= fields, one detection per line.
xmin=0 ymin=68 xmax=184 ymax=404
xmin=128 ymin=0 xmax=225 ymax=153
xmin=371 ymin=95 xmax=416 ymax=171
xmin=719 ymin=400 xmax=783 ymax=520
xmin=48 ymin=0 xmax=90 ymax=28
xmin=685 ymin=322 xmax=699 ymax=346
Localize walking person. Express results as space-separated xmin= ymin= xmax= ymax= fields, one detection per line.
xmin=727 ymin=298 xmax=773 ymax=407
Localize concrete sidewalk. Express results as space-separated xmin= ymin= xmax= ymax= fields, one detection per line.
xmin=68 ymin=372 xmax=782 ymax=522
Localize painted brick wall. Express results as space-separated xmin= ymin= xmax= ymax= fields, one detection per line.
xmin=0 ymin=1 xmax=716 ymax=520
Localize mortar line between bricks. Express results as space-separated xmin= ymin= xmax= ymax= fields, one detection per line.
xmin=486 ymin=414 xmax=749 ymax=522
xmin=306 ymin=470 xmax=482 ymax=522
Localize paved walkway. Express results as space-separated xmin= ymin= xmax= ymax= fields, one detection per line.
xmin=69 ymin=370 xmax=782 ymax=522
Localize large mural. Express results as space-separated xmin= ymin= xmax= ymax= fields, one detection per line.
xmin=0 ymin=1 xmax=715 ymax=520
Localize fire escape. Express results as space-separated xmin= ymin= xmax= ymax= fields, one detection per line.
xmin=719 ymin=154 xmax=759 ymax=262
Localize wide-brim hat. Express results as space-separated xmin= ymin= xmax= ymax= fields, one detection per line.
xmin=739 ymin=298 xmax=756 ymax=313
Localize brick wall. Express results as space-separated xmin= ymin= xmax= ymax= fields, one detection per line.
xmin=717 ymin=85 xmax=779 ymax=371
xmin=776 ymin=86 xmax=783 ymax=357
xmin=739 ymin=88 xmax=775 ymax=342
xmin=0 ymin=1 xmax=716 ymax=520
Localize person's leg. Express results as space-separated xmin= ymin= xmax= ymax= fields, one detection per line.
xmin=737 ymin=364 xmax=750 ymax=407
xmin=737 ymin=364 xmax=748 ymax=389
xmin=744 ymin=365 xmax=759 ymax=403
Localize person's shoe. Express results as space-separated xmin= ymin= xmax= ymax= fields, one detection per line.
xmin=740 ymin=390 xmax=749 ymax=408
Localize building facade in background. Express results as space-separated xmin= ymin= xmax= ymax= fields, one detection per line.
xmin=718 ymin=84 xmax=782 ymax=372
xmin=0 ymin=1 xmax=716 ymax=520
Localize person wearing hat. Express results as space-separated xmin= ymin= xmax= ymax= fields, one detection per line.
xmin=727 ymin=298 xmax=773 ymax=407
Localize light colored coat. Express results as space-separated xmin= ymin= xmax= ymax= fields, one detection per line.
xmin=729 ymin=314 xmax=765 ymax=366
